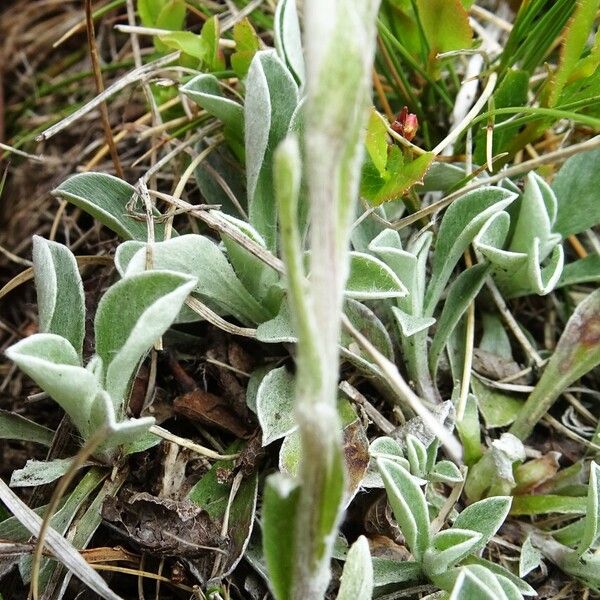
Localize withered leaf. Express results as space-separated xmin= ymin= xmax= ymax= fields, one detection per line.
xmin=174 ymin=389 xmax=252 ymax=438
xmin=102 ymin=490 xmax=223 ymax=557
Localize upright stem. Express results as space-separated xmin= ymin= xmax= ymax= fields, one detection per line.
xmin=276 ymin=1 xmax=382 ymax=597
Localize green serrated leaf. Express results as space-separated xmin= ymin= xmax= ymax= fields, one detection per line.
xmin=232 ymin=19 xmax=261 ymax=78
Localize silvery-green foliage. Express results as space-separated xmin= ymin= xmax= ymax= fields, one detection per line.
xmin=5 ymin=240 xmax=197 ymax=460
xmin=53 ymin=172 xmax=167 ymax=241
xmin=424 ymin=186 xmax=517 ymax=315
xmin=32 ymin=235 xmax=85 ymax=358
xmin=116 ymin=234 xmax=270 ymax=325
xmin=375 ymin=457 xmax=527 ymax=597
xmin=474 ymin=172 xmax=564 ymax=297
xmin=245 ymin=50 xmax=299 ymax=251
xmin=336 ymin=536 xmax=373 ymax=600
xmin=274 ymin=0 xmax=305 ymax=85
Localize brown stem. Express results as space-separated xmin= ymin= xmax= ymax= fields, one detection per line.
xmin=84 ymin=0 xmax=124 ymax=178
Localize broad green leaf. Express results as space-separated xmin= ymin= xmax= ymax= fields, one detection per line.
xmin=199 ymin=16 xmax=225 ymax=71
xmin=137 ymin=0 xmax=165 ymax=26
xmin=425 ymin=187 xmax=517 ymax=314
xmin=256 ymin=366 xmax=296 ymax=445
xmin=342 ymin=298 xmax=395 ymax=362
xmin=33 ymin=236 xmax=85 ymax=358
xmin=337 ymin=536 xmax=373 ymax=600
xmin=510 ymin=288 xmax=600 ymax=440
xmin=221 ymin=472 xmax=259 ymax=578
xmin=10 ymin=458 xmax=78 ymax=488
xmin=231 ymin=19 xmax=261 ymax=78
xmin=159 ymin=31 xmax=205 ymax=59
xmin=480 ymin=313 xmax=512 ymax=359
xmin=423 ymin=529 xmax=483 ymax=576
xmin=5 ymin=334 xmax=98 ymax=439
xmin=456 ymin=393 xmax=482 ymax=465
xmin=155 ymin=0 xmax=185 ymax=31
xmin=361 ymin=148 xmax=434 ymax=206
xmin=472 ymin=378 xmax=522 ymax=429
xmin=452 ymin=496 xmax=512 ymax=553
xmin=95 ymin=270 xmax=196 ymax=406
xmin=53 ymin=173 xmax=167 ymax=241
xmin=553 ymin=147 xmax=600 ymax=236
xmin=245 ymin=50 xmax=299 ymax=250
xmin=577 ymin=461 xmax=600 ymax=555
xmin=519 ymin=535 xmax=543 ymax=577
xmin=558 ymin=255 xmax=600 ymax=287
xmin=547 ymin=0 xmax=600 ymax=106
xmin=365 ymin=109 xmax=388 ymax=175
xmin=0 ymin=410 xmax=53 ymax=446
xmin=123 ymin=235 xmax=269 ymax=325
xmin=417 ymin=0 xmax=472 ymax=55
xmin=263 ymin=473 xmax=300 ymax=600
xmin=345 ymin=251 xmax=408 ymax=300
xmin=274 ymin=0 xmax=305 ymax=84
xmin=429 ymin=264 xmax=489 ymax=374
xmin=377 ymin=458 xmax=430 ymax=559
xmin=188 ymin=441 xmax=241 ymax=517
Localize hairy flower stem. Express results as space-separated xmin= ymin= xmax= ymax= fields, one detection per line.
xmin=274 ymin=1 xmax=382 ymax=597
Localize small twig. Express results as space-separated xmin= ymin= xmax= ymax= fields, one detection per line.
xmin=486 ymin=278 xmax=544 ymax=367
xmin=36 ymin=52 xmax=181 ymax=141
xmin=339 ymin=380 xmax=395 ymax=434
xmin=149 ymin=425 xmax=240 ymax=460
xmin=31 ymin=429 xmax=109 ymax=600
xmin=185 ymin=296 xmax=257 ymax=338
xmin=432 ymin=72 xmax=497 ymax=156
xmin=84 ymin=0 xmax=123 ymax=178
xmin=393 ymin=135 xmax=600 ymax=230
xmin=341 ymin=314 xmax=463 ymax=463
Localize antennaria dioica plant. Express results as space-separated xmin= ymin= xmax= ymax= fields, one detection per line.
xmin=2 ymin=0 xmax=600 ymax=597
